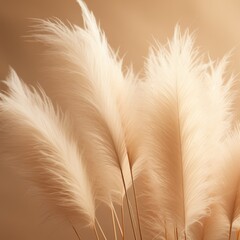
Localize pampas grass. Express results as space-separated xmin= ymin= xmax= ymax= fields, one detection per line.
xmin=1 ymin=1 xmax=240 ymax=239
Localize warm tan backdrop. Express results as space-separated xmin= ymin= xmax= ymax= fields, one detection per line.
xmin=1 ymin=1 xmax=240 ymax=239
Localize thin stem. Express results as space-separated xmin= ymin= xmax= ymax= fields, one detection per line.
xmin=237 ymin=230 xmax=240 ymax=240
xmin=96 ymin=218 xmax=107 ymax=240
xmin=121 ymin=198 xmax=125 ymax=240
xmin=152 ymin=232 xmax=161 ymax=240
xmin=93 ymin=224 xmax=100 ymax=240
xmin=71 ymin=224 xmax=81 ymax=240
xmin=67 ymin=218 xmax=81 ymax=240
xmin=112 ymin=205 xmax=123 ymax=236
xmin=128 ymin=199 xmax=138 ymax=229
xmin=111 ymin=207 xmax=118 ymax=240
xmin=175 ymin=227 xmax=178 ymax=240
xmin=130 ymin=169 xmax=143 ymax=240
xmin=120 ymin=170 xmax=138 ymax=240
xmin=229 ymin=224 xmax=232 ymax=240
xmin=164 ymin=221 xmax=167 ymax=240
xmin=183 ymin=230 xmax=187 ymax=240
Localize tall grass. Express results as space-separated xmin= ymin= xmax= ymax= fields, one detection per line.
xmin=0 ymin=1 xmax=239 ymax=239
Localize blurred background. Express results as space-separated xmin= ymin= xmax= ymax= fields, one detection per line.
xmin=1 ymin=0 xmax=240 ymax=79
xmin=1 ymin=0 xmax=240 ymax=239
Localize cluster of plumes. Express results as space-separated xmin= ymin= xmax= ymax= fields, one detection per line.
xmin=1 ymin=1 xmax=240 ymax=240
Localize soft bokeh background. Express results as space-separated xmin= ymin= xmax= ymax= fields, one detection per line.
xmin=1 ymin=0 xmax=240 ymax=239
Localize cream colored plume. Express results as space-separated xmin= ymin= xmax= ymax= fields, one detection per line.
xmin=0 ymin=69 xmax=95 ymax=225
xmin=1 ymin=0 xmax=240 ymax=239
xmin=31 ymin=0 xmax=142 ymax=208
xmin=137 ymin=26 xmax=225 ymax=239
xmin=204 ymin=126 xmax=240 ymax=240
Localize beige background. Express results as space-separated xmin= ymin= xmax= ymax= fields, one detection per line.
xmin=1 ymin=0 xmax=240 ymax=239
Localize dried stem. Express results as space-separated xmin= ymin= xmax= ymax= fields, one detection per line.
xmin=112 ymin=205 xmax=123 ymax=236
xmin=93 ymin=224 xmax=100 ymax=240
xmin=229 ymin=224 xmax=232 ymax=240
xmin=164 ymin=221 xmax=167 ymax=240
xmin=130 ymin=169 xmax=143 ymax=240
xmin=96 ymin=218 xmax=107 ymax=240
xmin=175 ymin=227 xmax=178 ymax=240
xmin=184 ymin=230 xmax=187 ymax=240
xmin=68 ymin=218 xmax=82 ymax=240
xmin=120 ymin=170 xmax=138 ymax=240
xmin=121 ymin=199 xmax=125 ymax=240
xmin=111 ymin=206 xmax=118 ymax=240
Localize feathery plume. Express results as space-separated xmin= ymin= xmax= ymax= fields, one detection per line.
xmin=140 ymin=26 xmax=216 ymax=239
xmin=0 ymin=69 xmax=95 ymax=226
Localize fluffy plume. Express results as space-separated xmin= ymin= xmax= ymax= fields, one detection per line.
xmin=204 ymin=55 xmax=235 ymax=140
xmin=31 ymin=0 xmax=142 ymax=208
xmin=1 ymin=1 xmax=240 ymax=239
xmin=0 ymin=69 xmax=95 ymax=225
xmin=204 ymin=125 xmax=240 ymax=240
xmin=138 ymin=26 xmax=219 ymax=239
